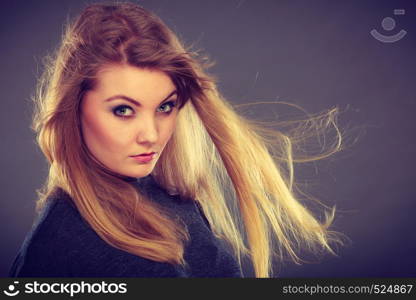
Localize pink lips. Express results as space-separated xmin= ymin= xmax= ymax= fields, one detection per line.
xmin=131 ymin=152 xmax=156 ymax=163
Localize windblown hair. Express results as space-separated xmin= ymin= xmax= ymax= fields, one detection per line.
xmin=32 ymin=1 xmax=346 ymax=277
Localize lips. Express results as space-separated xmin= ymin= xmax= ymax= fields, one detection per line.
xmin=130 ymin=152 xmax=156 ymax=164
xmin=131 ymin=152 xmax=155 ymax=157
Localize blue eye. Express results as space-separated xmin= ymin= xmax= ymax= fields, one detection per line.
xmin=157 ymin=101 xmax=177 ymax=114
xmin=112 ymin=101 xmax=177 ymax=119
xmin=113 ymin=105 xmax=134 ymax=118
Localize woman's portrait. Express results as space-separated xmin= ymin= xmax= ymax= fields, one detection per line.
xmin=2 ymin=0 xmax=415 ymax=279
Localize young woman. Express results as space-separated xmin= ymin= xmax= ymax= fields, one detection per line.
xmin=9 ymin=2 xmax=345 ymax=278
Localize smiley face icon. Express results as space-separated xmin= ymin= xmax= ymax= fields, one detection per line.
xmin=3 ymin=281 xmax=20 ymax=297
xmin=371 ymin=9 xmax=407 ymax=43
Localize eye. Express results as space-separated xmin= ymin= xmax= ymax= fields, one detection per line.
xmin=157 ymin=101 xmax=177 ymax=114
xmin=112 ymin=101 xmax=177 ymax=119
xmin=113 ymin=105 xmax=134 ymax=118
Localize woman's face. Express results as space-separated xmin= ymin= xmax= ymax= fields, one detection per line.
xmin=80 ymin=64 xmax=179 ymax=178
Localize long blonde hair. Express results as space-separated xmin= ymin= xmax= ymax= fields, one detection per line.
xmin=32 ymin=2 xmax=346 ymax=277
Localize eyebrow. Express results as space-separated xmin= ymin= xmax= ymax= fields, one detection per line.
xmin=104 ymin=90 xmax=178 ymax=106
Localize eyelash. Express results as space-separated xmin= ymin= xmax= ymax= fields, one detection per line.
xmin=112 ymin=101 xmax=177 ymax=119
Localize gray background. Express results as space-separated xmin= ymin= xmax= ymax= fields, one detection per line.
xmin=1 ymin=0 xmax=415 ymax=277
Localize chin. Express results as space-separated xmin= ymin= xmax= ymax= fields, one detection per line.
xmin=124 ymin=167 xmax=154 ymax=179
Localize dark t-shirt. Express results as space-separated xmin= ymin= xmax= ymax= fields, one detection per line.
xmin=9 ymin=175 xmax=243 ymax=277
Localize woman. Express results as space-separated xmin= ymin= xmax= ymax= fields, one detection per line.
xmin=9 ymin=2 xmax=345 ymax=278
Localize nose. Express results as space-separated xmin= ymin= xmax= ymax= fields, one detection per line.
xmin=135 ymin=114 xmax=158 ymax=145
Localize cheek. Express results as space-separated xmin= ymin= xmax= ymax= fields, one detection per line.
xmin=159 ymin=115 xmax=178 ymax=144
xmin=81 ymin=113 xmax=128 ymax=154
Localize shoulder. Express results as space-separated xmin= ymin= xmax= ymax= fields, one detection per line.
xmin=9 ymin=189 xmax=83 ymax=276
xmin=27 ymin=189 xmax=91 ymax=255
xmin=10 ymin=188 xmax=185 ymax=277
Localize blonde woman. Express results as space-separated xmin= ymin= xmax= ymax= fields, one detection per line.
xmin=9 ymin=2 xmax=345 ymax=278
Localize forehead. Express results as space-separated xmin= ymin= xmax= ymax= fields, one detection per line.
xmin=92 ymin=64 xmax=177 ymax=101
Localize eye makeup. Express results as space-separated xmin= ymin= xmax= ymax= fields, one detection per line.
xmin=112 ymin=100 xmax=177 ymax=119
